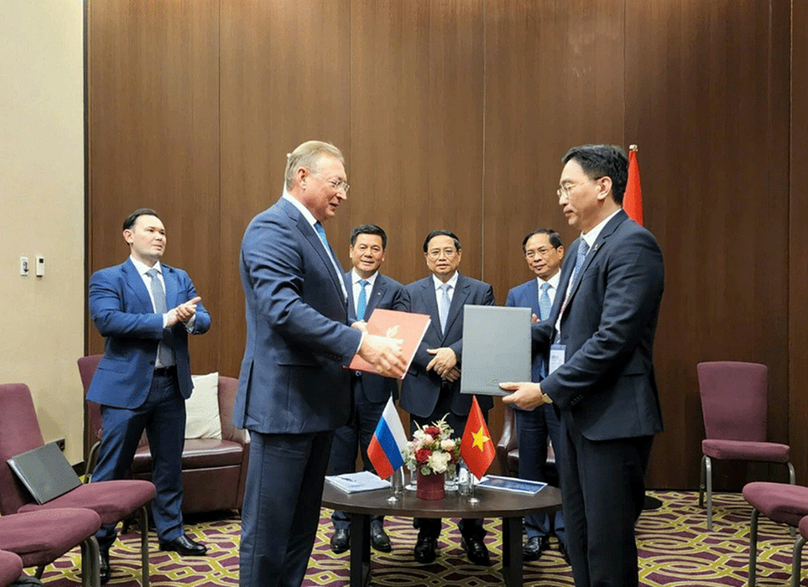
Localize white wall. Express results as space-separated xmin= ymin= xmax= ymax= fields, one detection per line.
xmin=0 ymin=0 xmax=85 ymax=463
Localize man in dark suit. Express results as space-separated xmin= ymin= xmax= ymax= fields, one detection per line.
xmin=401 ymin=230 xmax=495 ymax=566
xmin=235 ymin=141 xmax=406 ymax=587
xmin=328 ymin=223 xmax=409 ymax=554
xmin=502 ymin=145 xmax=664 ymax=587
xmin=88 ymin=208 xmax=211 ymax=583
xmin=504 ymin=228 xmax=568 ymax=563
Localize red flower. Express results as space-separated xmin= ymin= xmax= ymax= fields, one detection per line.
xmin=423 ymin=426 xmax=441 ymax=437
xmin=415 ymin=448 xmax=432 ymax=464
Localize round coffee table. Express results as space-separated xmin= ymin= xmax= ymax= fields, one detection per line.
xmin=322 ymin=482 xmax=562 ymax=587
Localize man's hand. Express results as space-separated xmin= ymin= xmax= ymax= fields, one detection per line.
xmin=442 ymin=366 xmax=461 ymax=382
xmin=167 ymin=296 xmax=202 ymax=327
xmin=531 ymin=313 xmax=539 ymax=323
xmin=500 ymin=381 xmax=550 ymax=410
xmin=426 ymin=347 xmax=457 ymax=377
xmin=351 ymin=320 xmax=368 ymax=332
xmin=358 ymin=334 xmax=406 ymax=378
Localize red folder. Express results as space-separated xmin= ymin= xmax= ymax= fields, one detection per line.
xmin=348 ymin=309 xmax=431 ymax=380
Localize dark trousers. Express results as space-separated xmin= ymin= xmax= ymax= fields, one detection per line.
xmin=328 ymin=385 xmax=386 ymax=530
xmin=92 ymin=370 xmax=185 ymax=551
xmin=409 ymin=389 xmax=486 ymax=539
xmin=515 ymin=403 xmax=565 ymax=543
xmin=239 ymin=430 xmax=334 ymax=587
xmin=557 ymin=412 xmax=653 ymax=587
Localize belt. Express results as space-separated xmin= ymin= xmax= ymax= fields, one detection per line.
xmin=154 ymin=365 xmax=177 ymax=377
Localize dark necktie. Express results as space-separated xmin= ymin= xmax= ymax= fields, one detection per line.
xmin=356 ymin=279 xmax=369 ymax=321
xmin=146 ymin=268 xmax=175 ymax=366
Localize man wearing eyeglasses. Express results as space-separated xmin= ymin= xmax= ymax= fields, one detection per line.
xmin=501 ymin=145 xmax=664 ymax=587
xmin=504 ymin=228 xmax=568 ymax=564
xmin=235 ymin=141 xmax=407 ymax=587
xmin=400 ymin=229 xmax=495 ymax=566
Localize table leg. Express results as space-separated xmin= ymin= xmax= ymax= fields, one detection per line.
xmin=350 ymin=512 xmax=371 ymax=587
xmin=501 ymin=516 xmax=523 ymax=587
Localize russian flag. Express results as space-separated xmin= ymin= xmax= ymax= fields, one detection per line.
xmin=367 ymin=397 xmax=408 ymax=479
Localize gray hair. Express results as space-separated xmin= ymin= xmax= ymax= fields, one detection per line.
xmin=284 ymin=141 xmax=345 ymax=191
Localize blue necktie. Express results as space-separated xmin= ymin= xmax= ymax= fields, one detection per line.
xmin=569 ymin=240 xmax=590 ymax=291
xmin=146 ymin=268 xmax=175 ymax=366
xmin=313 ymin=222 xmax=330 ymax=250
xmin=539 ymin=282 xmax=552 ymax=321
xmin=313 ymin=222 xmax=347 ymax=300
xmin=356 ymin=279 xmax=369 ymax=321
xmin=438 ymin=283 xmax=451 ymax=333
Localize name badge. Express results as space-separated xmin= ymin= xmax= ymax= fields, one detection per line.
xmin=549 ymin=344 xmax=566 ymax=375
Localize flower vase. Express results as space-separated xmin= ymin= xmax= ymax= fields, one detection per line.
xmin=416 ymin=470 xmax=445 ymax=500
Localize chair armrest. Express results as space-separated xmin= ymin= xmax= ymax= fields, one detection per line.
xmin=218 ymin=376 xmax=250 ymax=445
xmin=496 ymin=405 xmax=518 ymax=476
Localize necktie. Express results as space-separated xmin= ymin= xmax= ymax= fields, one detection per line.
xmin=356 ymin=279 xmax=369 ymax=321
xmin=438 ymin=283 xmax=451 ymax=333
xmin=313 ymin=221 xmax=330 ymax=249
xmin=146 ymin=268 xmax=175 ymax=366
xmin=539 ymin=282 xmax=552 ymax=321
xmin=569 ymin=240 xmax=590 ymax=291
xmin=313 ymin=222 xmax=348 ymax=300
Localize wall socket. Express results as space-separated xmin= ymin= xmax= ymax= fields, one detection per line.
xmin=55 ymin=438 xmax=65 ymax=451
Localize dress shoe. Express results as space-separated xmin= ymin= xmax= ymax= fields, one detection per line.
xmin=461 ymin=534 xmax=490 ymax=566
xmin=330 ymin=528 xmax=350 ymax=554
xmin=370 ymin=524 xmax=391 ymax=552
xmin=523 ymin=535 xmax=549 ymax=562
xmin=558 ymin=541 xmax=571 ymax=565
xmin=413 ymin=533 xmax=437 ymax=563
xmin=159 ymin=534 xmax=207 ymax=556
xmin=99 ymin=550 xmax=110 ymax=585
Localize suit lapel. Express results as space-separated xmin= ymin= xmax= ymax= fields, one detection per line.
xmin=528 ymin=280 xmax=541 ymax=318
xmin=442 ymin=273 xmax=467 ymax=339
xmin=422 ymin=278 xmax=442 ymax=339
xmin=367 ymin=275 xmax=386 ymax=315
xmin=122 ymin=259 xmax=154 ymax=313
xmin=162 ymin=265 xmax=178 ymax=308
xmin=290 ymin=205 xmax=345 ymax=303
xmin=343 ymin=272 xmax=356 ymax=322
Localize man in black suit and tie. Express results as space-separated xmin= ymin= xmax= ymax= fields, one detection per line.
xmin=502 ymin=145 xmax=664 ymax=587
xmin=328 ymin=224 xmax=409 ymax=554
xmin=401 ymin=230 xmax=495 ymax=566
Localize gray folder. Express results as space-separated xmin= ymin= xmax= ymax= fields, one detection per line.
xmin=7 ymin=441 xmax=81 ymax=504
xmin=460 ymin=305 xmax=532 ymax=396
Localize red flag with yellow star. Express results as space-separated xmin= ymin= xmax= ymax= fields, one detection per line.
xmin=460 ymin=396 xmax=496 ymax=479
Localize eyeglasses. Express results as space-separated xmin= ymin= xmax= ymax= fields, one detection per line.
xmin=427 ymin=247 xmax=458 ymax=260
xmin=310 ymin=171 xmax=350 ymax=194
xmin=525 ymin=247 xmax=556 ymax=260
xmin=556 ymin=177 xmax=602 ymax=200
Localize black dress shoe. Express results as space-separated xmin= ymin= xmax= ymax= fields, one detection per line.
xmin=330 ymin=528 xmax=350 ymax=554
xmin=461 ymin=535 xmax=490 ymax=566
xmin=370 ymin=524 xmax=391 ymax=552
xmin=413 ymin=533 xmax=437 ymax=563
xmin=99 ymin=550 xmax=110 ymax=585
xmin=159 ymin=534 xmax=207 ymax=556
xmin=523 ymin=535 xmax=549 ymax=562
xmin=558 ymin=541 xmax=571 ymax=565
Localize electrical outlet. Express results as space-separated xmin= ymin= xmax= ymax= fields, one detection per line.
xmin=55 ymin=438 xmax=65 ymax=451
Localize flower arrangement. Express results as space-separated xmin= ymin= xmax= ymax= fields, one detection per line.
xmin=405 ymin=415 xmax=461 ymax=477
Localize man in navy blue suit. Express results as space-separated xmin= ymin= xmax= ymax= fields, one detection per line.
xmin=235 ymin=141 xmax=406 ymax=587
xmin=88 ymin=208 xmax=211 ymax=583
xmin=328 ymin=224 xmax=409 ymax=555
xmin=401 ymin=230 xmax=495 ymax=566
xmin=504 ymin=228 xmax=568 ymax=563
xmin=502 ymin=145 xmax=664 ymax=587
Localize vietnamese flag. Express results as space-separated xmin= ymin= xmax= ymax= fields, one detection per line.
xmin=460 ymin=396 xmax=496 ymax=479
xmin=624 ymin=144 xmax=643 ymax=226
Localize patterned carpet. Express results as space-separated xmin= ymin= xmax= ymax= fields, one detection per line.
xmin=36 ymin=491 xmax=804 ymax=586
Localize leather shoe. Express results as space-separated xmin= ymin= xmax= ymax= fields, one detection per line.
xmin=523 ymin=535 xmax=549 ymax=562
xmin=370 ymin=524 xmax=391 ymax=552
xmin=559 ymin=541 xmax=571 ymax=565
xmin=330 ymin=528 xmax=350 ymax=554
xmin=159 ymin=534 xmax=207 ymax=556
xmin=413 ymin=533 xmax=437 ymax=563
xmin=99 ymin=550 xmax=110 ymax=585
xmin=461 ymin=534 xmax=490 ymax=566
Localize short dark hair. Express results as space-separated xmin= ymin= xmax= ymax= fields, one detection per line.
xmin=123 ymin=208 xmax=160 ymax=231
xmin=423 ymin=230 xmax=461 ymax=253
xmin=521 ymin=228 xmax=563 ymax=254
xmin=562 ymin=144 xmax=628 ymax=205
xmin=350 ymin=224 xmax=387 ymax=249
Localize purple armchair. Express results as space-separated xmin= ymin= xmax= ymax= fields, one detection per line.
xmin=697 ymin=361 xmax=795 ymax=530
xmin=0 ymin=550 xmax=23 ymax=587
xmin=0 ymin=383 xmax=155 ymax=587
xmin=793 ymin=515 xmax=808 ymax=587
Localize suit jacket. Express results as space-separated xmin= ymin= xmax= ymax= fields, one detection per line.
xmin=400 ymin=273 xmax=495 ymax=418
xmin=87 ymin=258 xmax=211 ymax=408
xmin=344 ymin=271 xmax=409 ymax=403
xmin=505 ymin=279 xmax=544 ymax=383
xmin=233 ymin=197 xmax=363 ymax=434
xmin=533 ymin=209 xmax=664 ymax=441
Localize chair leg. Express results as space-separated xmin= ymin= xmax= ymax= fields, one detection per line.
xmin=34 ymin=566 xmax=45 ymax=579
xmin=749 ymin=508 xmax=760 ymax=587
xmin=705 ymin=456 xmax=714 ymax=531
xmin=793 ymin=535 xmax=807 ymax=587
xmin=788 ymin=462 xmax=797 ymax=539
xmin=80 ymin=535 xmax=101 ymax=587
xmin=139 ymin=504 xmax=150 ymax=587
xmin=699 ymin=455 xmax=706 ymax=507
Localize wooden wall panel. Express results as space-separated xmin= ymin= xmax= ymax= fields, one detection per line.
xmin=348 ymin=0 xmax=485 ymax=285
xmin=625 ymin=0 xmax=791 ymax=488
xmin=218 ymin=0 xmax=352 ymax=378
xmin=87 ymin=0 xmax=220 ymax=372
